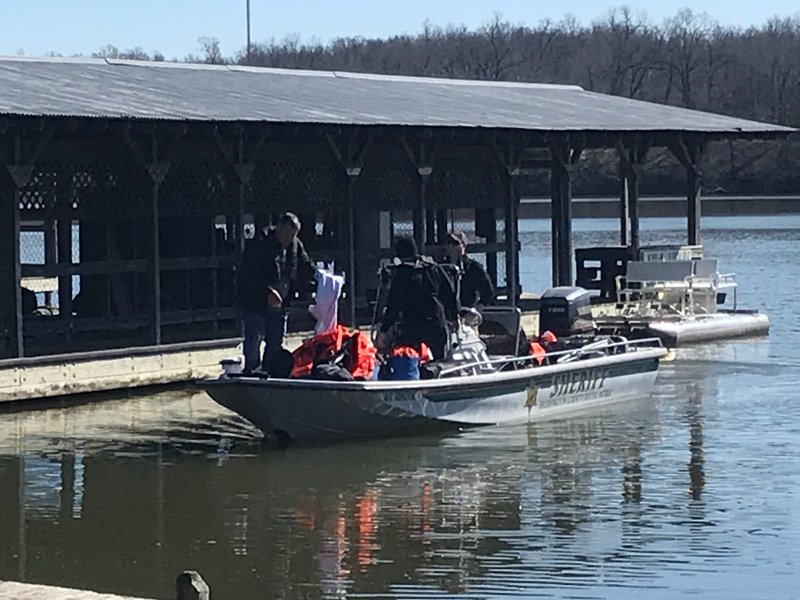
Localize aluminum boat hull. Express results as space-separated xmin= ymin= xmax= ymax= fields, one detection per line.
xmin=200 ymin=347 xmax=666 ymax=443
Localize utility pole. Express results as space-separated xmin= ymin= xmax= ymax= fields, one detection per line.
xmin=246 ymin=0 xmax=252 ymax=64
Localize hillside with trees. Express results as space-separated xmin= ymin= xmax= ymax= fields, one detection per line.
xmin=90 ymin=7 xmax=799 ymax=196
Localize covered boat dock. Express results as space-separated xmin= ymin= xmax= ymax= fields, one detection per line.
xmin=0 ymin=56 xmax=793 ymax=397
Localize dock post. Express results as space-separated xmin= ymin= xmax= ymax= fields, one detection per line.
xmin=617 ymin=140 xmax=648 ymax=260
xmin=550 ymin=141 xmax=581 ymax=287
xmin=687 ymin=157 xmax=701 ymax=246
xmin=504 ymin=171 xmax=520 ymax=306
xmin=667 ymin=137 xmax=703 ymax=246
xmin=549 ymin=163 xmax=561 ymax=287
xmin=176 ymin=571 xmax=210 ymax=600
xmin=4 ymin=162 xmax=31 ymax=358
xmin=326 ymin=132 xmax=372 ymax=326
xmin=145 ymin=129 xmax=170 ymax=347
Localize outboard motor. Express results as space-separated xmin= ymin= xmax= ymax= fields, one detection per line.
xmin=539 ymin=287 xmax=594 ymax=338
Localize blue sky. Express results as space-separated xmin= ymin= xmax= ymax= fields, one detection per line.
xmin=2 ymin=0 xmax=798 ymax=59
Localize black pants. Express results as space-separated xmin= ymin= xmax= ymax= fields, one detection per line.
xmin=401 ymin=323 xmax=449 ymax=361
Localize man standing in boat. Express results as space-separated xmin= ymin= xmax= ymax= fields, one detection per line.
xmin=445 ymin=229 xmax=495 ymax=311
xmin=376 ymin=237 xmax=459 ymax=361
xmin=237 ymin=212 xmax=316 ymax=374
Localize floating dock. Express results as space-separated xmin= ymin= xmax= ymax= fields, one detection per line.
xmin=595 ymin=310 xmax=769 ymax=347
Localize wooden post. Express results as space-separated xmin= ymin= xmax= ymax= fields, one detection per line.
xmin=146 ymin=157 xmax=170 ymax=346
xmin=618 ymin=141 xmax=647 ymax=260
xmin=416 ymin=167 xmax=432 ymax=253
xmin=435 ymin=209 xmax=448 ymax=245
xmin=57 ymin=212 xmax=73 ymax=323
xmin=550 ymin=143 xmax=576 ymax=287
xmin=628 ymin=156 xmax=640 ymax=258
xmin=400 ymin=137 xmax=433 ymax=254
xmin=504 ymin=172 xmax=520 ymax=305
xmin=176 ymin=571 xmax=210 ymax=600
xmin=0 ymin=163 xmax=24 ymax=358
xmin=345 ymin=168 xmax=360 ymax=327
xmin=687 ymin=161 xmax=701 ymax=246
xmin=326 ymin=133 xmax=372 ymax=327
xmin=549 ymin=164 xmax=561 ymax=287
xmin=6 ymin=162 xmax=32 ymax=358
xmin=667 ymin=138 xmax=702 ymax=247
xmin=618 ymin=162 xmax=629 ymax=246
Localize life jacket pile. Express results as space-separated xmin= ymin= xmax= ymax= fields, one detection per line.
xmin=291 ymin=325 xmax=378 ymax=380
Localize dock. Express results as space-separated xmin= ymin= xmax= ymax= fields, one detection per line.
xmin=0 ymin=571 xmax=209 ymax=600
xmin=0 ymin=580 xmax=151 ymax=600
xmin=0 ymin=310 xmax=540 ymax=403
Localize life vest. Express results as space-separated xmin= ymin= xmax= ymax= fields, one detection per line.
xmin=290 ymin=325 xmax=378 ymax=380
xmin=529 ymin=330 xmax=558 ymax=365
xmin=387 ymin=343 xmax=432 ymax=364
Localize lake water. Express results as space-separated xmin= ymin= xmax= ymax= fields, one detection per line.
xmin=1 ymin=216 xmax=799 ymax=599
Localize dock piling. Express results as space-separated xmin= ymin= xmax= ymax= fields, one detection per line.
xmin=175 ymin=571 xmax=209 ymax=600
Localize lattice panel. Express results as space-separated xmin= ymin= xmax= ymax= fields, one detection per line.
xmin=250 ymin=144 xmax=347 ymax=213
xmin=429 ymin=146 xmax=506 ymax=209
xmin=160 ymin=160 xmax=238 ymax=217
xmin=20 ymin=140 xmax=151 ymax=218
xmin=355 ymin=144 xmax=417 ymax=210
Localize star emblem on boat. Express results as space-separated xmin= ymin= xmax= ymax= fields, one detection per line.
xmin=525 ymin=386 xmax=538 ymax=409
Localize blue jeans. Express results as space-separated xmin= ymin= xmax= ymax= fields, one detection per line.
xmin=242 ymin=308 xmax=287 ymax=373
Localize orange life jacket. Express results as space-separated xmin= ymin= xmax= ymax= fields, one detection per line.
xmin=291 ymin=325 xmax=378 ymax=380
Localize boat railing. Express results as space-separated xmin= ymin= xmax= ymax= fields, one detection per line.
xmin=437 ymin=336 xmax=664 ymax=378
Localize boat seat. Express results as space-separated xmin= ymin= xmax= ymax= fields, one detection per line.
xmin=479 ymin=306 xmax=523 ymax=356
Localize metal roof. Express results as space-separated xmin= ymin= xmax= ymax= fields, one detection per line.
xmin=0 ymin=56 xmax=794 ymax=135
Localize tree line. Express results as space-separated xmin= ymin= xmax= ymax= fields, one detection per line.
xmin=90 ymin=7 xmax=800 ymax=196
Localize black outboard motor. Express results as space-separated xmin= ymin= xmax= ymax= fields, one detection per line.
xmin=538 ymin=286 xmax=594 ymax=338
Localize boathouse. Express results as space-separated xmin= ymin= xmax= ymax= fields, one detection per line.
xmin=0 ymin=57 xmax=793 ymax=364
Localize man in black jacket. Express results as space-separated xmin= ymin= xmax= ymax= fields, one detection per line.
xmin=237 ymin=212 xmax=316 ymax=374
xmin=445 ymin=230 xmax=495 ymax=310
xmin=377 ymin=237 xmax=459 ymax=361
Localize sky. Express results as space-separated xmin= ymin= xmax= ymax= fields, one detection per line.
xmin=1 ymin=0 xmax=798 ymax=60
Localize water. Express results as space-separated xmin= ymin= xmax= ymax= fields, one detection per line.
xmin=2 ymin=216 xmax=799 ymax=599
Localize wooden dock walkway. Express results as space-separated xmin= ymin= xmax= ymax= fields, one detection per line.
xmin=0 ymin=310 xmax=540 ymax=404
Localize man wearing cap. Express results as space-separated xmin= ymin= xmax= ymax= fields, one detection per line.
xmin=236 ymin=212 xmax=316 ymax=374
xmin=445 ymin=230 xmax=495 ymax=311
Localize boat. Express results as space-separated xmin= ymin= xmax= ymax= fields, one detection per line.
xmin=592 ymin=244 xmax=769 ymax=346
xmin=200 ymin=334 xmax=666 ymax=445
xmin=200 ymin=275 xmax=667 ymax=445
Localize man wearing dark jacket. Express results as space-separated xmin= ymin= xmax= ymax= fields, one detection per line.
xmin=445 ymin=230 xmax=495 ymax=310
xmin=237 ymin=212 xmax=316 ymax=374
xmin=377 ymin=237 xmax=459 ymax=361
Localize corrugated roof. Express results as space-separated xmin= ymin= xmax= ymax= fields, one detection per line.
xmin=0 ymin=56 xmax=794 ymax=135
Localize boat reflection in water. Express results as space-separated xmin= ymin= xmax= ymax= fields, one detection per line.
xmin=0 ymin=387 xmax=675 ymax=599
